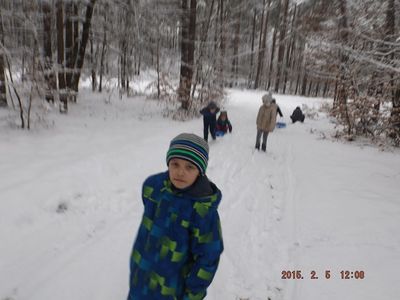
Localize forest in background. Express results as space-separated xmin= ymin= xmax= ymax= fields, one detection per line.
xmin=0 ymin=0 xmax=399 ymax=145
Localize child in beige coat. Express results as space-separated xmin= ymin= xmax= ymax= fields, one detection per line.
xmin=255 ymin=92 xmax=277 ymax=152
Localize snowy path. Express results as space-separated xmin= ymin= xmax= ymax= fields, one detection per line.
xmin=1 ymin=90 xmax=400 ymax=300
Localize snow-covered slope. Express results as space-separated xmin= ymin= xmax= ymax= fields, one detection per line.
xmin=0 ymin=89 xmax=399 ymax=300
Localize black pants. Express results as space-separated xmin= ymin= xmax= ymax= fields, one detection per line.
xmin=204 ymin=120 xmax=216 ymax=141
xmin=255 ymin=129 xmax=269 ymax=150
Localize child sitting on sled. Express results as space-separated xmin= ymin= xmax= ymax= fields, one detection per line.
xmin=215 ymin=111 xmax=233 ymax=136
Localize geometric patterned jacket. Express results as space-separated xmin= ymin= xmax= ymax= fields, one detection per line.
xmin=127 ymin=171 xmax=224 ymax=300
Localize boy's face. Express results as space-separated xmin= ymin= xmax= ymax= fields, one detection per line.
xmin=168 ymin=158 xmax=200 ymax=189
xmin=210 ymin=108 xmax=216 ymax=113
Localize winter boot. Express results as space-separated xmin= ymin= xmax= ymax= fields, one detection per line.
xmin=255 ymin=143 xmax=260 ymax=150
xmin=261 ymin=143 xmax=266 ymax=152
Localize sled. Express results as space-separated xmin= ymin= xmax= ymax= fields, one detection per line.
xmin=215 ymin=131 xmax=225 ymax=137
xmin=276 ymin=121 xmax=286 ymax=128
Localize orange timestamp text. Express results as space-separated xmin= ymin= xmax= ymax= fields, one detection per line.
xmin=281 ymin=270 xmax=365 ymax=280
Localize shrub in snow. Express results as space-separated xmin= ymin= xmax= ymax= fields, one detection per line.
xmin=301 ymin=104 xmax=319 ymax=120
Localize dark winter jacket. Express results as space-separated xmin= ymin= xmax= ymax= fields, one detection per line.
xmin=216 ymin=114 xmax=232 ymax=133
xmin=127 ymin=171 xmax=223 ymax=300
xmin=290 ymin=107 xmax=305 ymax=123
xmin=276 ymin=106 xmax=283 ymax=118
xmin=271 ymin=99 xmax=283 ymax=117
xmin=200 ymin=102 xmax=220 ymax=125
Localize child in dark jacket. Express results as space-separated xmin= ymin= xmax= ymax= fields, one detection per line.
xmin=200 ymin=101 xmax=220 ymax=141
xmin=272 ymin=99 xmax=283 ymax=117
xmin=215 ymin=111 xmax=232 ymax=136
xmin=127 ymin=133 xmax=224 ymax=300
xmin=290 ymin=106 xmax=305 ymax=123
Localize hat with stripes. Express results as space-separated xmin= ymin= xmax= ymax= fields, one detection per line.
xmin=166 ymin=133 xmax=209 ymax=174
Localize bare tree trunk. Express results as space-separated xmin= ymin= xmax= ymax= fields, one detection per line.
xmin=267 ymin=26 xmax=277 ymax=90
xmin=335 ymin=0 xmax=349 ymax=110
xmin=274 ymin=0 xmax=289 ymax=93
xmin=27 ymin=39 xmax=39 ymax=130
xmin=186 ymin=0 xmax=196 ymax=97
xmin=157 ymin=36 xmax=160 ymax=99
xmin=65 ymin=2 xmax=73 ymax=90
xmin=248 ymin=9 xmax=257 ymax=87
xmin=121 ymin=40 xmax=127 ymax=91
xmin=57 ymin=0 xmax=68 ymax=113
xmin=301 ymin=71 xmax=307 ymax=96
xmin=386 ymin=0 xmax=400 ymax=142
xmin=0 ymin=11 xmax=6 ymax=107
xmin=288 ymin=6 xmax=303 ymax=94
xmin=0 ymin=54 xmax=6 ymax=107
xmin=288 ymin=35 xmax=298 ymax=93
xmin=178 ymin=0 xmax=189 ymax=105
xmin=254 ymin=0 xmax=271 ymax=89
xmin=314 ymin=80 xmax=320 ymax=97
xmin=307 ymin=79 xmax=312 ymax=96
xmin=334 ymin=0 xmax=352 ymax=134
xmin=178 ymin=0 xmax=196 ymax=109
xmin=323 ymin=81 xmax=329 ymax=97
xmin=282 ymin=4 xmax=297 ymax=94
xmin=192 ymin=0 xmax=215 ymax=99
xmin=294 ymin=38 xmax=305 ymax=95
xmin=72 ymin=2 xmax=79 ymax=101
xmin=230 ymin=8 xmax=241 ymax=88
xmin=42 ymin=1 xmax=56 ymax=103
xmin=156 ymin=0 xmax=161 ymax=100
xmin=294 ymin=71 xmax=301 ymax=95
xmin=71 ymin=0 xmax=97 ymax=94
xmin=99 ymin=3 xmax=107 ymax=93
xmin=21 ymin=26 xmax=26 ymax=82
xmin=90 ymin=30 xmax=97 ymax=92
xmin=218 ymin=0 xmax=225 ymax=87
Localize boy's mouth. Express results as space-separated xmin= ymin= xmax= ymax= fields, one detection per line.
xmin=173 ymin=178 xmax=185 ymax=183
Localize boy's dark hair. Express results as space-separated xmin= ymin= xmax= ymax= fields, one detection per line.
xmin=208 ymin=101 xmax=217 ymax=109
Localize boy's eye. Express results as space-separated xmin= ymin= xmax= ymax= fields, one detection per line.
xmin=186 ymin=165 xmax=195 ymax=170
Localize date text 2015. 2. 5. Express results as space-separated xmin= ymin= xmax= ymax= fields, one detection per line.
xmin=281 ymin=270 xmax=365 ymax=280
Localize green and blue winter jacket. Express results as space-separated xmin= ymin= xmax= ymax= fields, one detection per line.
xmin=127 ymin=171 xmax=223 ymax=300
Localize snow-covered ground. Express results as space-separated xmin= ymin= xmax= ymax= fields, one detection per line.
xmin=0 ymin=89 xmax=399 ymax=300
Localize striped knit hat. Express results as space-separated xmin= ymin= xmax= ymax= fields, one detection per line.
xmin=166 ymin=133 xmax=209 ymax=174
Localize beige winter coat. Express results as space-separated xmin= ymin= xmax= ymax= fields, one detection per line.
xmin=256 ymin=101 xmax=277 ymax=132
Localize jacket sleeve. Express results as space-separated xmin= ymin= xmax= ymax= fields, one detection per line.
xmin=199 ymin=108 xmax=206 ymax=115
xmin=277 ymin=106 xmax=283 ymax=117
xmin=183 ymin=209 xmax=224 ymax=300
xmin=268 ymin=106 xmax=277 ymax=132
xmin=256 ymin=107 xmax=262 ymax=129
xmin=141 ymin=176 xmax=154 ymax=206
